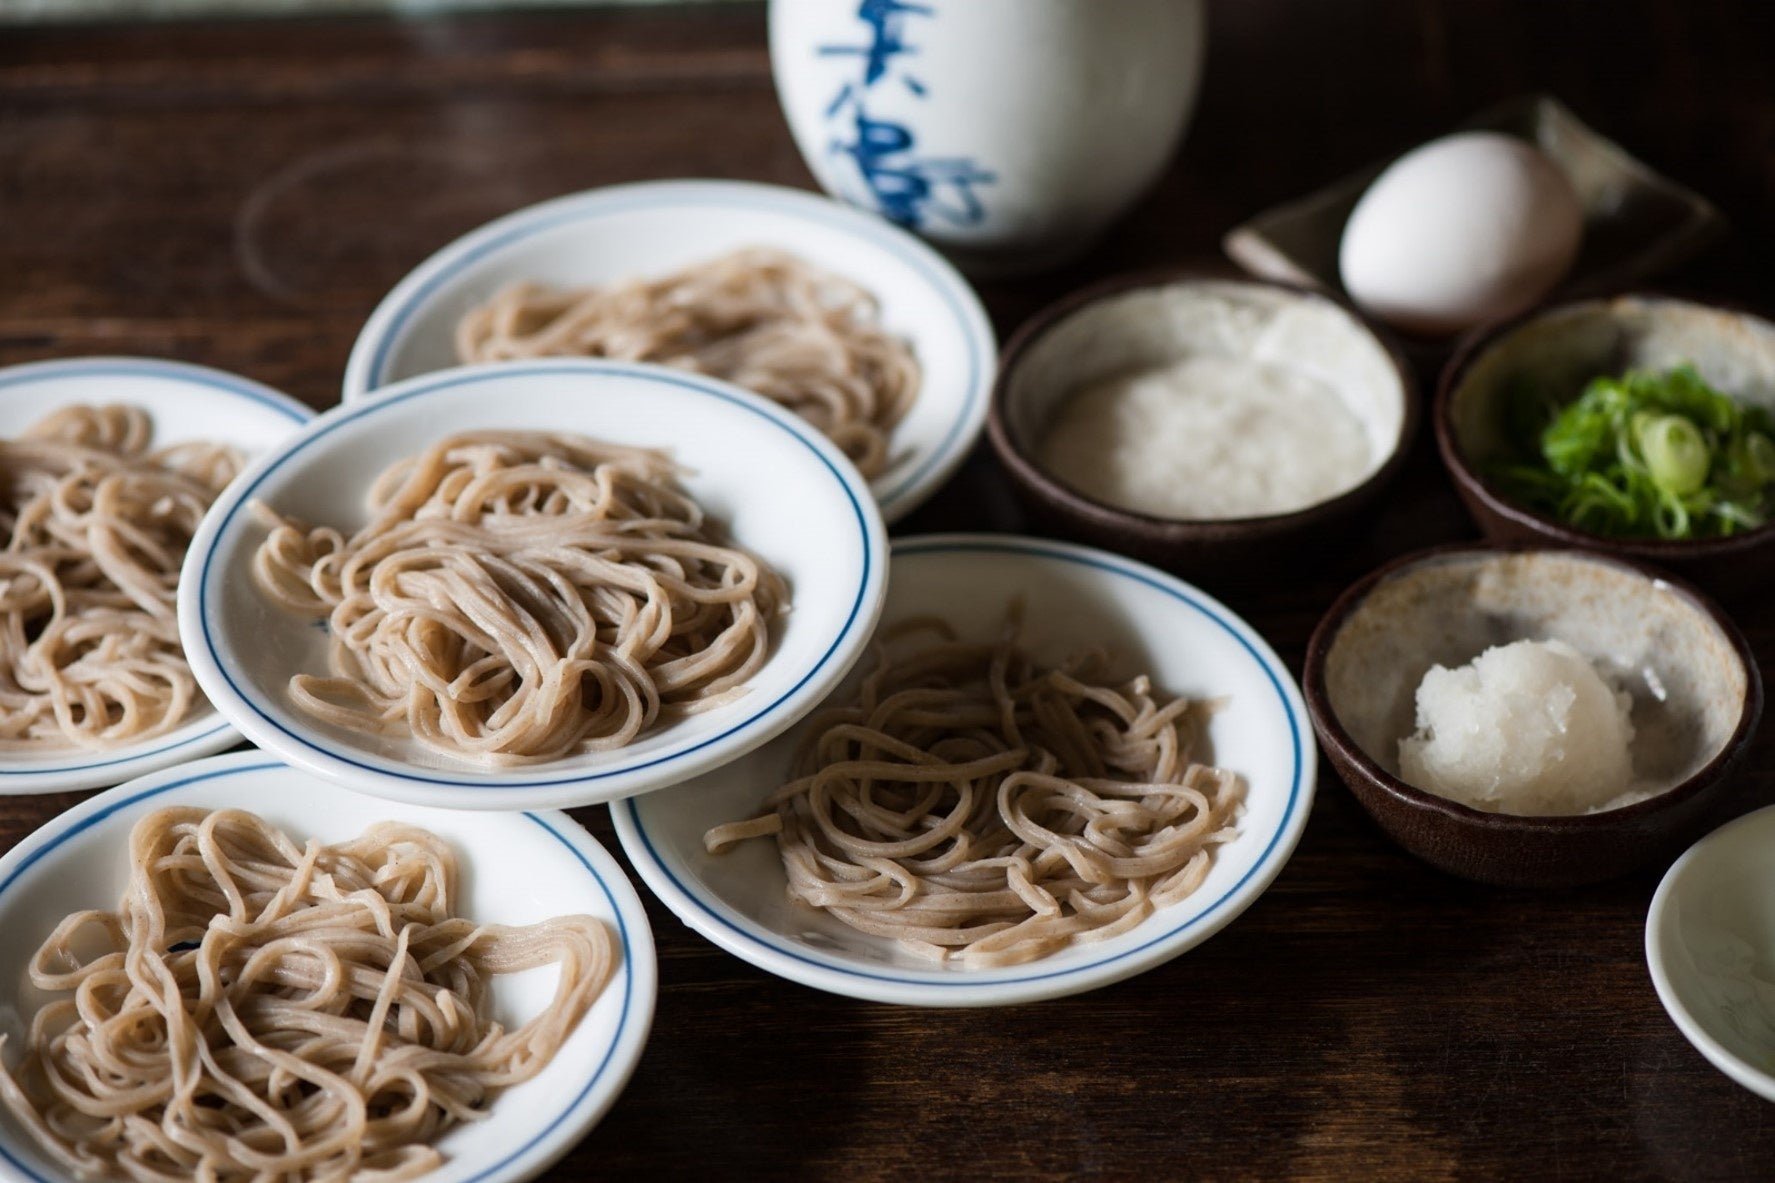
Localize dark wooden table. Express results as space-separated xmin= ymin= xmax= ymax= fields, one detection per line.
xmin=6 ymin=3 xmax=1775 ymax=1178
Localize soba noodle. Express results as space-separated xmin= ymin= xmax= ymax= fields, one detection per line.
xmin=705 ymin=609 xmax=1243 ymax=968
xmin=454 ymin=248 xmax=921 ymax=479
xmin=250 ymin=430 xmax=787 ymax=764
xmin=0 ymin=807 xmax=615 ymax=1182
xmin=1 ymin=405 xmax=240 ymax=751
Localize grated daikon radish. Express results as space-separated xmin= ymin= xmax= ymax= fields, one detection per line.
xmin=1398 ymin=639 xmax=1640 ymax=815
xmin=1035 ymin=355 xmax=1372 ymax=520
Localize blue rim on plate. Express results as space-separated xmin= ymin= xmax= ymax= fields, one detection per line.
xmin=611 ymin=533 xmax=1317 ymax=1007
xmin=0 ymin=357 xmax=314 ymax=425
xmin=0 ymin=752 xmax=657 ymax=1183
xmin=0 ymin=357 xmax=313 ymax=794
xmin=341 ymin=179 xmax=995 ymax=523
xmin=182 ymin=358 xmax=888 ymax=810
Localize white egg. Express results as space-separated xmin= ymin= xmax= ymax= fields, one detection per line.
xmin=1339 ymin=131 xmax=1583 ymax=337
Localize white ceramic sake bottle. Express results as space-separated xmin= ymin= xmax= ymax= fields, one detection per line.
xmin=769 ymin=0 xmax=1207 ymax=276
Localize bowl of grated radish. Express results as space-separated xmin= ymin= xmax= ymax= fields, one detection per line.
xmin=1302 ymin=544 xmax=1760 ymax=887
xmin=987 ymin=272 xmax=1416 ymax=589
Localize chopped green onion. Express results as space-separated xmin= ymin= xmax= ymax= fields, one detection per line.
xmin=1489 ymin=364 xmax=1775 ymax=540
xmin=1635 ymin=413 xmax=1709 ymax=495
xmin=1746 ymin=432 xmax=1775 ymax=485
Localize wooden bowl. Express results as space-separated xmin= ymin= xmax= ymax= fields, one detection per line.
xmin=987 ymin=272 xmax=1416 ymax=586
xmin=1436 ymin=293 xmax=1775 ymax=598
xmin=1302 ymin=545 xmax=1761 ymax=888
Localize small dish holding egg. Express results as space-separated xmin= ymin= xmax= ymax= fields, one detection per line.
xmin=1438 ymin=293 xmax=1775 ymax=596
xmin=987 ymin=272 xmax=1415 ymax=581
xmin=1302 ymin=545 xmax=1760 ymax=887
xmin=1224 ymin=95 xmax=1723 ymax=351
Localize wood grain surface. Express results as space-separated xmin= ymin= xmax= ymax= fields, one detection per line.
xmin=4 ymin=3 xmax=1774 ymax=1179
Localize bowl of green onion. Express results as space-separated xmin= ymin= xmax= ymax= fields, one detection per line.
xmin=1437 ymin=294 xmax=1775 ymax=596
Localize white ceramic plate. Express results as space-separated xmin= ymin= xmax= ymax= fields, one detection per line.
xmin=0 ymin=752 xmax=656 ymax=1183
xmin=1646 ymin=803 xmax=1775 ymax=1101
xmin=612 ymin=534 xmax=1317 ymax=1007
xmin=341 ymin=179 xmax=996 ymax=523
xmin=0 ymin=357 xmax=313 ymax=795
xmin=180 ymin=359 xmax=888 ymax=811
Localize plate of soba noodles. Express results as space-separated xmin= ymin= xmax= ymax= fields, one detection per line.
xmin=179 ymin=358 xmax=889 ymax=811
xmin=0 ymin=357 xmax=313 ymax=795
xmin=341 ymin=179 xmax=996 ymax=524
xmin=611 ymin=534 xmax=1317 ymax=1007
xmin=0 ymin=751 xmax=657 ymax=1183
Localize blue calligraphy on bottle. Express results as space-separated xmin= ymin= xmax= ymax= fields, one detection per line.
xmin=816 ymin=1 xmax=995 ymax=231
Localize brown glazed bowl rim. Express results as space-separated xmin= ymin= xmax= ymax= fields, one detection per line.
xmin=986 ymin=268 xmax=1421 ymax=543
xmin=1300 ymin=541 xmax=1765 ymax=834
xmin=1434 ymin=290 xmax=1775 ymax=561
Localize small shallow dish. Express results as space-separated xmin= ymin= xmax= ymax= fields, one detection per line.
xmin=1647 ymin=804 xmax=1775 ymax=1102
xmin=1437 ymin=293 xmax=1775 ymax=597
xmin=342 ymin=178 xmax=996 ymax=524
xmin=1223 ymin=94 xmax=1723 ymax=348
xmin=612 ymin=533 xmax=1316 ymax=1007
xmin=1303 ymin=545 xmax=1760 ymax=887
xmin=987 ymin=273 xmax=1415 ymax=581
xmin=0 ymin=751 xmax=657 ymax=1183
xmin=179 ymin=359 xmax=888 ymax=811
xmin=0 ymin=356 xmax=313 ymax=795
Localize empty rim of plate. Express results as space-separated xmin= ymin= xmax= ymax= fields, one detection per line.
xmin=1645 ymin=803 xmax=1775 ymax=1103
xmin=340 ymin=178 xmax=996 ymax=522
xmin=0 ymin=751 xmax=658 ymax=1183
xmin=0 ymin=357 xmax=313 ymax=794
xmin=182 ymin=358 xmax=887 ymax=810
xmin=611 ymin=532 xmax=1317 ymax=1007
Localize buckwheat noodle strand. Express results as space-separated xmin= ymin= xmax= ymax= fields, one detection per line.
xmin=705 ymin=610 xmax=1243 ymax=967
xmin=251 ymin=431 xmax=786 ymax=765
xmin=454 ymin=248 xmax=920 ymax=479
xmin=0 ymin=807 xmax=615 ymax=1182
xmin=1 ymin=405 xmax=240 ymax=751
